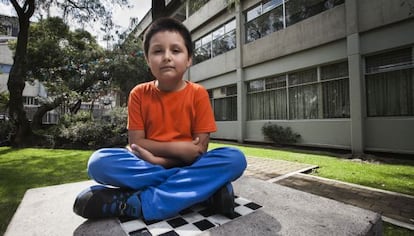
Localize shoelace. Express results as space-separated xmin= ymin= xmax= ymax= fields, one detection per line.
xmin=102 ymin=192 xmax=131 ymax=216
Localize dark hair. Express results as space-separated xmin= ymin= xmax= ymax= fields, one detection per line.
xmin=143 ymin=17 xmax=193 ymax=58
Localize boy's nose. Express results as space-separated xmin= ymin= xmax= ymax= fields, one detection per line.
xmin=163 ymin=50 xmax=172 ymax=61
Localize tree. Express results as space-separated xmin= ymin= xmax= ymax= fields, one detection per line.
xmin=6 ymin=0 xmax=129 ymax=147
xmin=109 ymin=37 xmax=152 ymax=106
xmin=21 ymin=17 xmax=107 ymax=130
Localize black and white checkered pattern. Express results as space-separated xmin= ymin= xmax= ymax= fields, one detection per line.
xmin=119 ymin=196 xmax=262 ymax=236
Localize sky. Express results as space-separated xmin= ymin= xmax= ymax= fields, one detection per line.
xmin=0 ymin=0 xmax=152 ymax=48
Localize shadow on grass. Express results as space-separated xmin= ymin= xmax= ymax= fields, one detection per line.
xmin=0 ymin=147 xmax=16 ymax=157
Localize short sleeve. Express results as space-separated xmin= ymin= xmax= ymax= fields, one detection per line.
xmin=127 ymin=86 xmax=145 ymax=130
xmin=193 ymin=86 xmax=217 ymax=133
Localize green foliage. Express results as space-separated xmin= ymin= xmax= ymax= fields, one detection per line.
xmin=0 ymin=120 xmax=13 ymax=144
xmin=0 ymin=92 xmax=9 ymax=111
xmin=53 ymin=108 xmax=127 ymax=149
xmin=262 ymin=123 xmax=301 ymax=145
xmin=107 ymin=37 xmax=152 ymax=105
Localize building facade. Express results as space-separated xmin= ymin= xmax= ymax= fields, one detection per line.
xmin=133 ymin=0 xmax=414 ymax=155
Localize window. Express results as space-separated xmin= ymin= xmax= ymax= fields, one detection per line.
xmin=194 ymin=19 xmax=236 ymax=64
xmin=24 ymin=96 xmax=39 ymax=106
xmin=245 ymin=0 xmax=283 ymax=43
xmin=321 ymin=62 xmax=350 ymax=118
xmin=247 ymin=75 xmax=287 ymax=120
xmin=365 ymin=48 xmax=414 ymax=117
xmin=245 ymin=0 xmax=344 ymax=43
xmin=288 ymin=69 xmax=319 ymax=119
xmin=246 ymin=61 xmax=349 ymax=120
xmin=208 ymin=85 xmax=237 ymax=121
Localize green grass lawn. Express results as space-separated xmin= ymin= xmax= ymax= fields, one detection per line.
xmin=209 ymin=143 xmax=414 ymax=196
xmin=0 ymin=147 xmax=92 ymax=235
xmin=1 ymin=144 xmax=413 ymax=235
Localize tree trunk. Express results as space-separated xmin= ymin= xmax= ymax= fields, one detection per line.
xmin=32 ymin=96 xmax=64 ymax=130
xmin=7 ymin=0 xmax=35 ymax=147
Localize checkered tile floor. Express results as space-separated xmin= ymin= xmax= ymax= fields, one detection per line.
xmin=119 ymin=196 xmax=262 ymax=236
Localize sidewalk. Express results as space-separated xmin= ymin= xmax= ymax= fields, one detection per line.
xmin=244 ymin=156 xmax=414 ymax=230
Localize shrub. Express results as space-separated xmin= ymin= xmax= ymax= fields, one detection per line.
xmin=0 ymin=120 xmax=13 ymax=145
xmin=261 ymin=123 xmax=301 ymax=145
xmin=53 ymin=108 xmax=127 ymax=149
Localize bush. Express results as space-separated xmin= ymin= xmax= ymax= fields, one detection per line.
xmin=0 ymin=120 xmax=14 ymax=145
xmin=53 ymin=108 xmax=127 ymax=149
xmin=262 ymin=123 xmax=301 ymax=145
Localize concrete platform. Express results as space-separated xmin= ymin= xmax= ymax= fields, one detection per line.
xmin=5 ymin=176 xmax=382 ymax=236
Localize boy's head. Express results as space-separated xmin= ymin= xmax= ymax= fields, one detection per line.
xmin=143 ymin=17 xmax=193 ymax=59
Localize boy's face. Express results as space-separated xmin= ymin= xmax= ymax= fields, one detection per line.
xmin=145 ymin=30 xmax=192 ymax=91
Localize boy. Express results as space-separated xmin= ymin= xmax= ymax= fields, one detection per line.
xmin=73 ymin=17 xmax=246 ymax=221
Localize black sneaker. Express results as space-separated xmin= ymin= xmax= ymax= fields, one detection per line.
xmin=73 ymin=185 xmax=142 ymax=219
xmin=209 ymin=183 xmax=235 ymax=217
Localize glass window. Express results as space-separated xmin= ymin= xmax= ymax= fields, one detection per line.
xmin=195 ymin=39 xmax=202 ymax=49
xmin=322 ymin=79 xmax=350 ymax=118
xmin=365 ymin=48 xmax=414 ymax=117
xmin=266 ymin=75 xmax=286 ymax=89
xmin=245 ymin=1 xmax=284 ymax=43
xmin=288 ymin=68 xmax=317 ymax=86
xmin=321 ymin=61 xmax=348 ymax=80
xmin=225 ymin=20 xmax=236 ymax=32
xmin=245 ymin=0 xmax=344 ymax=43
xmin=247 ymin=62 xmax=349 ymax=120
xmin=201 ymin=34 xmax=212 ymax=45
xmin=289 ymin=84 xmax=319 ymax=119
xmin=209 ymin=85 xmax=238 ymax=121
xmin=212 ymin=27 xmax=225 ymax=40
xmin=248 ymin=80 xmax=265 ymax=92
xmin=263 ymin=0 xmax=283 ymax=13
xmin=366 ymin=48 xmax=413 ymax=74
xmin=194 ymin=19 xmax=236 ymax=64
xmin=247 ymin=5 xmax=262 ymax=22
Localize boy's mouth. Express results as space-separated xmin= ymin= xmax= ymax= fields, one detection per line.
xmin=160 ymin=66 xmax=175 ymax=70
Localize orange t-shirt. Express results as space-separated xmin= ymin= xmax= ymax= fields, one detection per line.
xmin=127 ymin=81 xmax=217 ymax=142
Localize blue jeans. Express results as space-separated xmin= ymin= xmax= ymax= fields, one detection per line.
xmin=87 ymin=147 xmax=246 ymax=220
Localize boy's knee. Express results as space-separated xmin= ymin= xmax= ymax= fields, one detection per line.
xmin=221 ymin=147 xmax=247 ymax=173
xmin=87 ymin=148 xmax=120 ymax=180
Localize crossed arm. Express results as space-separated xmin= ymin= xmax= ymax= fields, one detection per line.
xmin=127 ymin=130 xmax=210 ymax=168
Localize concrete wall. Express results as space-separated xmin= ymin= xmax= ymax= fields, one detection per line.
xmin=212 ymin=121 xmax=239 ymax=140
xmin=244 ymin=40 xmax=347 ymax=81
xmin=189 ymin=50 xmax=237 ymax=82
xmin=360 ymin=18 xmax=414 ymax=55
xmin=365 ymin=117 xmax=414 ymax=154
xmin=358 ymin=0 xmax=414 ymax=33
xmin=184 ymin=0 xmax=228 ymax=32
xmin=244 ymin=120 xmax=351 ymax=149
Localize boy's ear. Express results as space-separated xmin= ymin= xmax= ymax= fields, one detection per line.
xmin=187 ymin=56 xmax=193 ymax=68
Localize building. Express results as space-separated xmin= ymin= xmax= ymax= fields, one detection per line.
xmin=134 ymin=0 xmax=414 ymax=155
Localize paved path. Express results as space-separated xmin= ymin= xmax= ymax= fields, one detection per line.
xmin=244 ymin=156 xmax=414 ymax=230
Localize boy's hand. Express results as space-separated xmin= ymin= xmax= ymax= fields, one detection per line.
xmin=129 ymin=144 xmax=184 ymax=168
xmin=170 ymin=138 xmax=203 ymax=163
xmin=129 ymin=143 xmax=155 ymax=162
